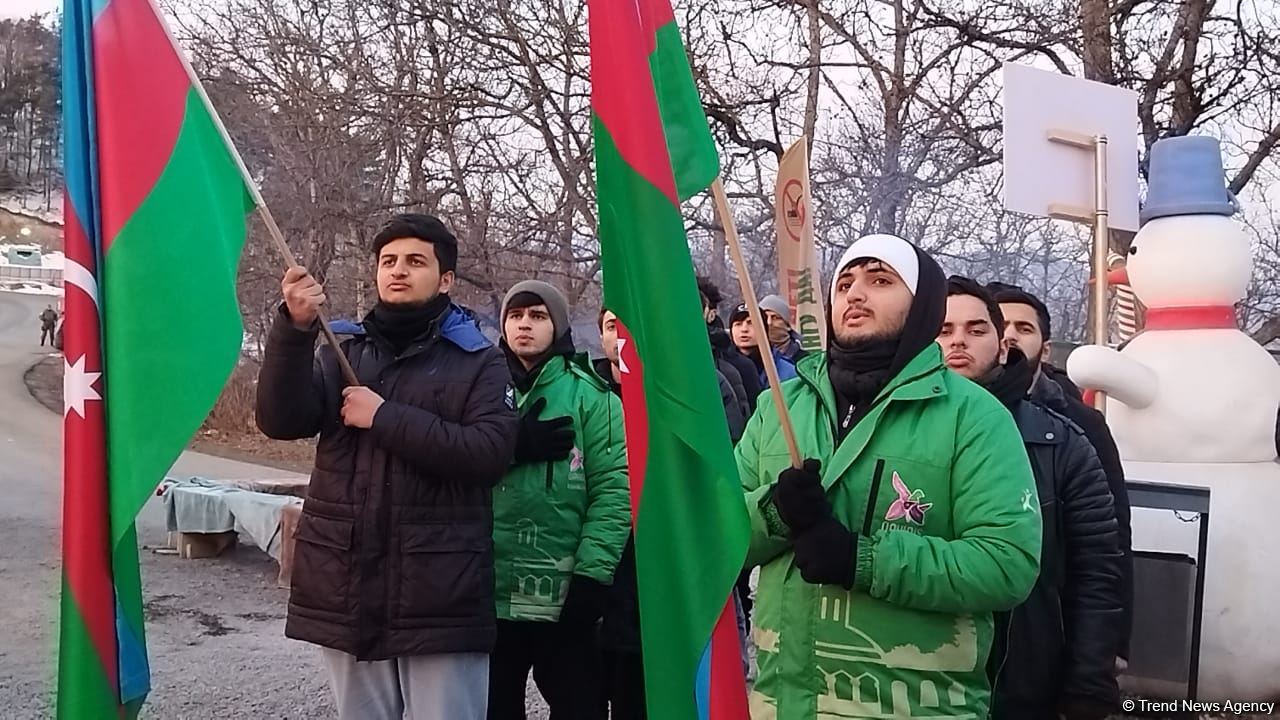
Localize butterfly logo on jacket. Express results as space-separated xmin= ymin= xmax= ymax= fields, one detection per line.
xmin=884 ymin=471 xmax=933 ymax=525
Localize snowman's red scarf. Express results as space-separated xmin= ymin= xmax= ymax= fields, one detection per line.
xmin=1144 ymin=305 xmax=1237 ymax=331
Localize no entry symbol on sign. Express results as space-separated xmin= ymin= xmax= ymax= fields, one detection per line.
xmin=782 ymin=178 xmax=806 ymax=242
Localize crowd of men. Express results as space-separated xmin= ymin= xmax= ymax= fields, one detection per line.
xmin=256 ymin=214 xmax=1133 ymax=720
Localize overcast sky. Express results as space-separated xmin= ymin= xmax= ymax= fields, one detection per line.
xmin=1 ymin=0 xmax=58 ymax=20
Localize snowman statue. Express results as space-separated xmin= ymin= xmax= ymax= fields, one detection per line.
xmin=1069 ymin=135 xmax=1280 ymax=701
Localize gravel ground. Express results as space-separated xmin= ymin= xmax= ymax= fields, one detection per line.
xmin=2 ymin=534 xmax=552 ymax=720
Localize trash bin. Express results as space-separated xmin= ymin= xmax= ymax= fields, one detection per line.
xmin=1124 ymin=550 xmax=1197 ymax=699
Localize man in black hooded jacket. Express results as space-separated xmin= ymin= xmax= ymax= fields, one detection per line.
xmin=698 ymin=275 xmax=759 ymax=416
xmin=941 ymin=277 xmax=1123 ymax=720
xmin=991 ymin=282 xmax=1134 ymax=664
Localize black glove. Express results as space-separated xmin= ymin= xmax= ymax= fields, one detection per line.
xmin=514 ymin=397 xmax=575 ymax=463
xmin=793 ymin=517 xmax=857 ymax=588
xmin=559 ymin=574 xmax=610 ymax=627
xmin=772 ymin=459 xmax=829 ymax=536
xmin=1058 ymin=697 xmax=1113 ymax=720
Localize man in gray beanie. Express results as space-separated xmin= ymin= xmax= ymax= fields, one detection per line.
xmin=488 ymin=280 xmax=630 ymax=720
xmin=758 ymin=294 xmax=809 ymax=363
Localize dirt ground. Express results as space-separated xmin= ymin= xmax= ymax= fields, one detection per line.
xmin=0 ymin=207 xmax=61 ymax=250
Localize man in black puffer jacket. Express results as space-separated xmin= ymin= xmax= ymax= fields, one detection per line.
xmin=257 ymin=214 xmax=518 ymax=720
xmin=941 ymin=278 xmax=1123 ymax=720
xmin=992 ymin=283 xmax=1134 ymax=664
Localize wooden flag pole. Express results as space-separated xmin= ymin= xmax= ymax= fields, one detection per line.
xmin=253 ymin=206 xmax=361 ymax=387
xmin=145 ymin=0 xmax=359 ymax=387
xmin=711 ymin=178 xmax=803 ymax=468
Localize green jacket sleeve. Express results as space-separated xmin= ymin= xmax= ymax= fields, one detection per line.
xmin=854 ymin=406 xmax=1042 ymax=614
xmin=572 ymin=389 xmax=632 ymax=584
xmin=736 ymin=402 xmax=791 ymax=569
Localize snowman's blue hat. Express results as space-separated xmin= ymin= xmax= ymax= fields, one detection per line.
xmin=1140 ymin=135 xmax=1239 ymax=225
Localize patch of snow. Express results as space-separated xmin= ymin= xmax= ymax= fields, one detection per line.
xmin=0 ymin=191 xmax=63 ymax=226
xmin=241 ymin=330 xmax=262 ymax=359
xmin=0 ymin=243 xmax=63 ymax=269
xmin=0 ymin=281 xmax=64 ymax=296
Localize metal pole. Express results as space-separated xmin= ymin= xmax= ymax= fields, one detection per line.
xmin=1189 ymin=509 xmax=1209 ymax=700
xmin=1092 ymin=135 xmax=1110 ymax=412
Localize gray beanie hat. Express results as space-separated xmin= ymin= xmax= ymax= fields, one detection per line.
xmin=501 ymin=280 xmax=571 ymax=340
xmin=758 ymin=294 xmax=792 ymax=326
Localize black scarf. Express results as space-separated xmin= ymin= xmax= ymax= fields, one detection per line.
xmin=502 ymin=329 xmax=577 ymax=393
xmin=363 ymin=293 xmax=452 ymax=356
xmin=978 ymin=347 xmax=1034 ymax=410
xmin=827 ymin=246 xmax=947 ymax=439
xmin=827 ymin=337 xmax=897 ymax=416
xmin=593 ymin=357 xmax=623 ymax=397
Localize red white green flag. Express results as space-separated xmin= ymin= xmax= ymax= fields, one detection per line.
xmin=60 ymin=0 xmax=254 ymax=715
xmin=588 ymin=0 xmax=750 ymax=718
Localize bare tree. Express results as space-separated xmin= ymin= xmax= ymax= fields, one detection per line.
xmin=0 ymin=15 xmax=60 ymax=208
xmin=167 ymin=0 xmax=1280 ymax=348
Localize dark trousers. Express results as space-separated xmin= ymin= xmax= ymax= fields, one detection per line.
xmin=602 ymin=648 xmax=645 ymax=720
xmin=734 ymin=571 xmax=753 ymax=633
xmin=40 ymin=326 xmax=53 ymax=346
xmin=487 ymin=620 xmax=602 ymax=720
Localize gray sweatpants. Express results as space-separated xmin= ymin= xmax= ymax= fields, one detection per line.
xmin=321 ymin=647 xmax=489 ymax=720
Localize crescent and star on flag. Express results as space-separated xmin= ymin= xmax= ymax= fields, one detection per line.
xmin=62 ymin=257 xmax=103 ymax=420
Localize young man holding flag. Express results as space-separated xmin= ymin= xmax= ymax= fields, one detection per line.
xmin=256 ymin=214 xmax=518 ymax=720
xmin=736 ymin=234 xmax=1042 ymax=719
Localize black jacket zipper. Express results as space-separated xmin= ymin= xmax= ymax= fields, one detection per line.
xmin=861 ymin=459 xmax=887 ymax=536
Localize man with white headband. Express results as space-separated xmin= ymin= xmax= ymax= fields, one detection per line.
xmin=735 ymin=234 xmax=1042 ymax=720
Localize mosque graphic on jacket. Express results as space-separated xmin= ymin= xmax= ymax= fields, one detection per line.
xmin=812 ymin=590 xmax=980 ymax=719
xmin=509 ymin=518 xmax=575 ymax=620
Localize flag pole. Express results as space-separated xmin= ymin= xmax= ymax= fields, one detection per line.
xmin=712 ymin=178 xmax=803 ymax=468
xmin=143 ymin=0 xmax=359 ymax=387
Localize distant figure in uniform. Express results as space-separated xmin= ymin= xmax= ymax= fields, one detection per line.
xmin=39 ymin=305 xmax=58 ymax=346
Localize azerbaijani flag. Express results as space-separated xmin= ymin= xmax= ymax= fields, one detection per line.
xmin=588 ymin=1 xmax=751 ymax=718
xmin=60 ymin=0 xmax=254 ymax=715
xmin=639 ymin=0 xmax=720 ymax=201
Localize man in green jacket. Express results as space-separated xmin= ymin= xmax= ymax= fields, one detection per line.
xmin=487 ymin=280 xmax=630 ymax=720
xmin=737 ymin=234 xmax=1042 ymax=720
